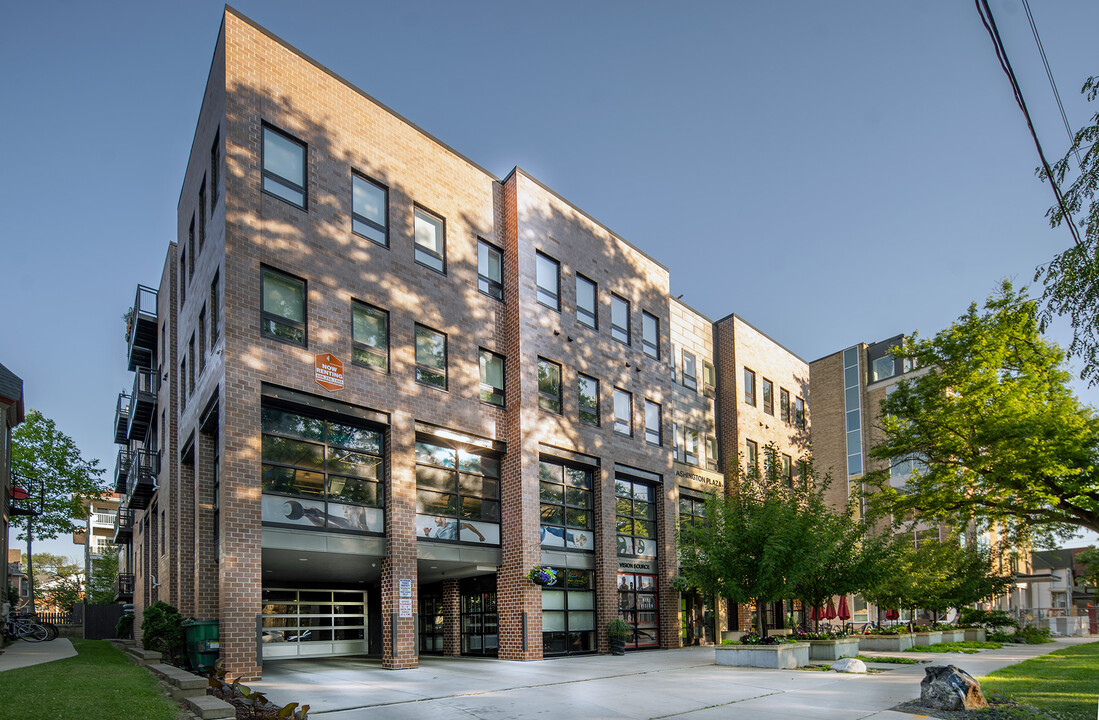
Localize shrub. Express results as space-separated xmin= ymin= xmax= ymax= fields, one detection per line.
xmin=1014 ymin=625 xmax=1053 ymax=644
xmin=957 ymin=608 xmax=1019 ymax=630
xmin=116 ymin=612 xmax=134 ymax=639
xmin=141 ymin=601 xmax=185 ymax=664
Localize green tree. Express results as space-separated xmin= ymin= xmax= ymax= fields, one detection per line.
xmin=677 ymin=445 xmax=829 ymax=638
xmin=865 ymin=284 xmax=1099 ymax=544
xmin=1076 ymin=546 xmax=1099 ymax=589
xmin=141 ymin=601 xmax=185 ymax=663
xmin=11 ymin=410 xmax=106 ymax=610
xmin=32 ymin=553 xmax=84 ymax=612
xmin=1036 ymin=74 xmax=1099 ymax=385
xmin=86 ymin=544 xmax=120 ymax=605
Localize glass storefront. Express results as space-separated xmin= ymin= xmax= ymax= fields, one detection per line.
xmin=415 ymin=441 xmax=501 ymax=545
xmin=419 ymin=590 xmax=445 ymax=654
xmin=617 ymin=572 xmax=659 ymax=648
xmin=541 ymin=568 xmax=595 ymax=656
xmin=461 ymin=577 xmax=498 ymax=656
xmin=539 ymin=461 xmax=594 ymax=551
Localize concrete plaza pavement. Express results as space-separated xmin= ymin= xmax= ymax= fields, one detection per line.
xmin=0 ymin=638 xmax=76 ymax=672
xmin=249 ymin=637 xmax=1095 ymax=719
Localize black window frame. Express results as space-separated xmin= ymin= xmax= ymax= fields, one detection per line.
xmin=610 ymin=294 xmax=630 ymax=345
xmin=260 ymin=266 xmax=308 ymax=347
xmin=705 ymin=435 xmax=719 ymax=471
xmin=415 ymin=440 xmax=501 ymax=545
xmin=351 ymin=301 xmax=389 ymax=373
xmin=745 ymin=439 xmax=758 ymax=476
xmin=210 ymin=271 xmax=220 ymax=345
xmin=261 ymin=123 xmax=308 ymax=210
xmin=780 ymin=387 xmax=791 ymax=423
xmin=414 ymin=324 xmax=448 ymax=390
xmin=413 ymin=204 xmax=447 ymax=274
xmin=538 ymin=460 xmax=594 ymax=553
xmin=538 ymin=357 xmax=563 ymax=414
xmin=479 ymin=348 xmax=506 ymax=407
xmin=613 ymin=387 xmax=632 ymax=436
xmin=682 ymin=351 xmax=698 ymax=391
xmin=744 ymin=368 xmax=756 ymax=406
xmin=641 ymin=311 xmax=659 ymax=360
xmin=210 ymin=128 xmax=221 ymax=203
xmin=615 ymin=478 xmax=656 ymax=558
xmin=535 ymin=251 xmax=560 ymax=311
xmin=703 ymin=361 xmax=716 ymax=399
xmin=351 ymin=172 xmax=389 ymax=248
xmin=575 ymin=274 xmax=597 ymax=329
xmin=644 ymin=399 xmax=662 ymax=446
xmin=684 ymin=427 xmax=699 ymax=466
xmin=762 ymin=378 xmax=774 ymax=415
xmin=578 ymin=374 xmax=599 ymax=426
xmin=795 ymin=397 xmax=806 ymax=428
xmin=198 ymin=176 xmax=206 ymax=250
xmin=477 ymin=239 xmax=504 ymax=301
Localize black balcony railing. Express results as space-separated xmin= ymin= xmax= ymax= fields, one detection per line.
xmin=114 ymin=392 xmax=131 ymax=445
xmin=113 ymin=507 xmax=135 ymax=545
xmin=126 ymin=449 xmax=159 ymax=509
xmin=114 ymin=573 xmax=135 ymax=601
xmin=114 ymin=448 xmax=134 ymax=494
xmin=126 ymin=368 xmax=158 ymax=442
xmin=127 ymin=284 xmax=158 ymax=371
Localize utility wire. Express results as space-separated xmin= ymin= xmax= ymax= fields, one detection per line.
xmin=975 ymin=0 xmax=1081 ymax=246
xmin=1021 ymin=0 xmax=1081 ymax=167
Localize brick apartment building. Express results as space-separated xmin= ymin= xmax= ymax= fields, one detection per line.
xmin=114 ymin=8 xmax=812 ymax=679
xmin=1 ymin=361 xmax=25 ymax=611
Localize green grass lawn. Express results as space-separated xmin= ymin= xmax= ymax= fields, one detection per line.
xmin=0 ymin=639 xmax=182 ymax=720
xmin=905 ymin=640 xmax=1003 ymax=654
xmin=979 ymin=641 xmax=1099 ymax=720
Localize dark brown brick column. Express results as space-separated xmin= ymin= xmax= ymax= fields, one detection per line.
xmin=442 ymin=578 xmax=461 ymax=657
xmin=382 ymin=410 xmax=418 ymax=669
xmin=194 ymin=429 xmax=218 ymax=619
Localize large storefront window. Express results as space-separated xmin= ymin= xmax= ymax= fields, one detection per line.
xmin=415 ymin=441 xmax=501 ymax=544
xmin=261 ymin=588 xmax=366 ymax=659
xmin=539 ymin=461 xmax=594 ymax=550
xmin=461 ymin=577 xmax=498 ymax=656
xmin=618 ymin=572 xmax=659 ymax=649
xmin=260 ymin=406 xmax=384 ymax=533
xmin=616 ymin=480 xmax=657 ymax=557
xmin=542 ymin=568 xmax=595 ymax=656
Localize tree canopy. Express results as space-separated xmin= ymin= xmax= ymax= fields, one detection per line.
xmin=865 ymin=283 xmax=1099 ymax=544
xmin=1036 ymin=73 xmax=1099 ymax=385
xmin=11 ymin=409 xmax=106 ymax=542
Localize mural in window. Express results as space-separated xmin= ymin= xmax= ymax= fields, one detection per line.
xmin=538 ymin=460 xmax=593 ymax=551
xmin=617 ymin=572 xmax=659 ymax=649
xmin=542 ymin=568 xmax=595 ymax=656
xmin=415 ymin=441 xmax=501 ymax=544
xmin=260 ymin=407 xmax=384 ymax=533
xmin=615 ymin=479 xmax=657 ymax=558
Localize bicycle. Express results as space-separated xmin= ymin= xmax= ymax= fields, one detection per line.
xmin=4 ymin=613 xmax=50 ymax=642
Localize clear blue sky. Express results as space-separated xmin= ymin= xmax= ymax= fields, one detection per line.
xmin=3 ymin=1 xmax=1097 ymax=559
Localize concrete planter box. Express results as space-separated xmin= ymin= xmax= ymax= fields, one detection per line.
xmin=808 ymin=638 xmax=861 ymax=661
xmin=963 ymin=628 xmax=987 ymax=643
xmin=912 ymin=631 xmax=942 ymax=646
xmin=939 ymin=629 xmax=965 ymax=643
xmin=721 ymin=631 xmax=747 ymax=643
xmin=859 ymin=634 xmax=915 ymax=652
xmin=715 ymin=642 xmax=810 ymax=669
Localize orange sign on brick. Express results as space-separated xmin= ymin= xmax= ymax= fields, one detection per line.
xmin=314 ymin=353 xmax=344 ymax=392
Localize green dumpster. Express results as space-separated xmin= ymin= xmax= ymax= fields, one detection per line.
xmin=183 ymin=620 xmax=220 ymax=671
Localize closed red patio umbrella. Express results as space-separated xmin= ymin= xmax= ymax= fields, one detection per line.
xmin=825 ymin=600 xmax=837 ymax=620
xmin=809 ymin=605 xmax=819 ymax=622
xmin=837 ymin=596 xmax=850 ymax=621
xmin=885 ymin=608 xmax=899 ymax=621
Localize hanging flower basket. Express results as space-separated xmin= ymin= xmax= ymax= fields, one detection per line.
xmin=527 ymin=565 xmax=558 ymax=586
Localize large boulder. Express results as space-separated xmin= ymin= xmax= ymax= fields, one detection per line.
xmin=920 ymin=665 xmax=989 ymax=711
xmin=831 ymin=657 xmax=867 ymax=674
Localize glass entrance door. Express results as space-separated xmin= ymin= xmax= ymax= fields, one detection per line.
xmin=419 ymin=588 xmax=444 ymax=654
xmin=460 ymin=577 xmax=498 ymax=656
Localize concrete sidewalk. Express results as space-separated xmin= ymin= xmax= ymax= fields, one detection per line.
xmin=0 ymin=638 xmax=76 ymax=672
xmin=249 ymin=637 xmax=1095 ymax=719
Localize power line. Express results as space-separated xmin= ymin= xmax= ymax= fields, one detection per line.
xmin=975 ymin=0 xmax=1081 ymax=246
xmin=1020 ymin=0 xmax=1081 ymax=167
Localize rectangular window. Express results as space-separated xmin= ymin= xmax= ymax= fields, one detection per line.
xmin=351 ymin=302 xmax=389 ymax=372
xmin=781 ymin=454 xmax=793 ymax=487
xmin=352 ymin=174 xmax=388 ymax=246
xmin=779 ymin=388 xmax=790 ymax=423
xmin=685 ymin=428 xmax=699 ymax=466
xmin=199 ymin=305 xmax=207 ymax=373
xmin=479 ymin=350 xmax=505 ymax=407
xmin=538 ymin=461 xmax=594 ymax=552
xmin=262 ymin=124 xmax=307 ymax=209
xmin=578 ymin=374 xmax=599 ymax=426
xmin=703 ymin=361 xmax=716 ymax=399
xmin=762 ymin=378 xmax=773 ymax=415
xmin=613 ymin=388 xmax=632 ymax=435
xmin=705 ymin=436 xmax=719 ymax=471
xmin=682 ymin=351 xmax=697 ymax=391
xmin=871 ymin=355 xmax=895 ymax=383
xmin=477 ymin=240 xmax=503 ymax=300
xmin=414 ymin=325 xmax=447 ymax=389
xmin=261 ymin=267 xmax=306 ymax=346
xmin=673 ymin=423 xmax=683 ymax=463
xmin=198 ymin=177 xmax=206 ymax=249
xmin=679 ymin=493 xmax=706 ymax=527
xmin=576 ymin=274 xmax=597 ymax=329
xmin=180 ymin=359 xmax=186 ymax=410
xmin=743 ymin=368 xmax=756 ymax=406
xmin=795 ymin=397 xmax=806 ymax=428
xmin=536 ymin=252 xmax=560 ymax=310
xmin=414 ymin=206 xmax=446 ymax=273
xmin=611 ymin=294 xmax=630 ymax=345
xmin=415 ymin=441 xmax=500 ymax=545
xmin=670 ymin=344 xmax=677 ymax=381
xmin=745 ymin=439 xmax=758 ymax=476
xmin=209 ymin=271 xmax=219 ymax=344
xmin=644 ymin=400 xmax=661 ymax=445
xmin=210 ymin=130 xmax=220 ymax=202
xmin=188 ymin=335 xmax=195 ymax=394
xmin=615 ymin=479 xmax=656 ymax=558
xmin=538 ymin=358 xmax=562 ymax=413
xmin=642 ymin=312 xmax=659 ymax=359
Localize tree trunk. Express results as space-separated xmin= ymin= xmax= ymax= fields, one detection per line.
xmin=756 ymin=600 xmax=767 ymax=638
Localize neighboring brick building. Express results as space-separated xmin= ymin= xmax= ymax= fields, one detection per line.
xmin=1 ymin=361 xmax=25 ymax=612
xmin=114 ymin=8 xmax=814 ymax=679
